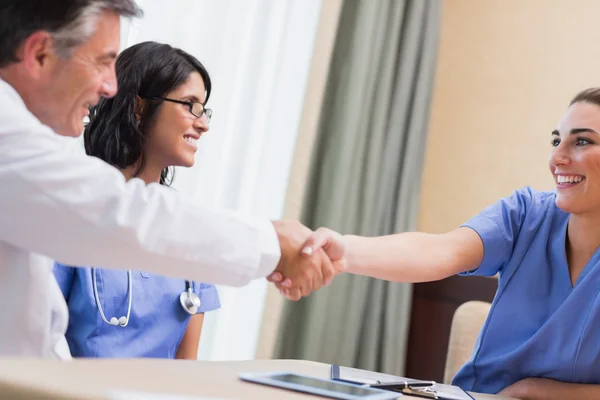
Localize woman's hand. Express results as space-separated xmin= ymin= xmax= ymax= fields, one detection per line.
xmin=267 ymin=227 xmax=347 ymax=298
xmin=498 ymin=378 xmax=567 ymax=400
xmin=498 ymin=378 xmax=535 ymax=399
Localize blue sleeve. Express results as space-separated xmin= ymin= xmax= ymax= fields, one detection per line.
xmin=459 ymin=187 xmax=535 ymax=277
xmin=194 ymin=282 xmax=220 ymax=313
xmin=53 ymin=262 xmax=76 ymax=300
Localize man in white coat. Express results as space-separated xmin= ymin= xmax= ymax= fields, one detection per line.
xmin=0 ymin=0 xmax=342 ymax=358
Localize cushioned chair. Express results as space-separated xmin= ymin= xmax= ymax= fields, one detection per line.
xmin=443 ymin=300 xmax=492 ymax=384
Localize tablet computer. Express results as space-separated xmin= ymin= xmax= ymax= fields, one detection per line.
xmin=239 ymin=372 xmax=400 ymax=400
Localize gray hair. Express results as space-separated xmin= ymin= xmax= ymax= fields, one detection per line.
xmin=53 ymin=1 xmax=141 ymax=58
xmin=0 ymin=0 xmax=142 ymax=67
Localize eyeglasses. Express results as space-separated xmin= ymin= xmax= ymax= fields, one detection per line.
xmin=144 ymin=97 xmax=212 ymax=122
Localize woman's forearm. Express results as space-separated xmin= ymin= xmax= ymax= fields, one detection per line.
xmin=499 ymin=378 xmax=600 ymax=400
xmin=343 ymin=228 xmax=484 ymax=282
xmin=175 ymin=314 xmax=204 ymax=360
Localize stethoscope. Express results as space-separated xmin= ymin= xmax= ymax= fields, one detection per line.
xmin=92 ymin=268 xmax=201 ymax=327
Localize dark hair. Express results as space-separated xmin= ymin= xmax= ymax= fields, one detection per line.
xmin=84 ymin=41 xmax=212 ymax=186
xmin=570 ymin=88 xmax=600 ymax=107
xmin=0 ymin=0 xmax=141 ymax=67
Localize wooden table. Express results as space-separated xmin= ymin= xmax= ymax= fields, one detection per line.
xmin=0 ymin=359 xmax=516 ymax=399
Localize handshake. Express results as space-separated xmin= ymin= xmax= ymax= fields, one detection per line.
xmin=268 ymin=220 xmax=346 ymax=301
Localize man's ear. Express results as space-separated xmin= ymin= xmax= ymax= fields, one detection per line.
xmin=19 ymin=31 xmax=57 ymax=79
xmin=134 ymin=95 xmax=146 ymax=121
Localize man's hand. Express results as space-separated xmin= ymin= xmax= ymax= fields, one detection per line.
xmin=270 ymin=220 xmax=329 ymax=300
xmin=268 ymin=225 xmax=347 ymax=300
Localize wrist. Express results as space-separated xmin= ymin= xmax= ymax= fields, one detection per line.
xmin=342 ymin=234 xmax=359 ymax=273
xmin=270 ymin=220 xmax=286 ymax=271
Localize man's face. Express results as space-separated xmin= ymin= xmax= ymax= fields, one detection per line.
xmin=35 ymin=10 xmax=120 ymax=137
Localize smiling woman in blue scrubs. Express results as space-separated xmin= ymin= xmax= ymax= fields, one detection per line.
xmin=280 ymin=88 xmax=600 ymax=399
xmin=54 ymin=41 xmax=220 ymax=359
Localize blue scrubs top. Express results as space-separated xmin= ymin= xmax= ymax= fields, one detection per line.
xmin=53 ymin=264 xmax=220 ymax=358
xmin=452 ymin=187 xmax=600 ymax=394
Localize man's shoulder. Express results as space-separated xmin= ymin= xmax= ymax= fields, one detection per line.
xmin=0 ymin=78 xmax=41 ymax=135
xmin=0 ymin=78 xmax=25 ymax=109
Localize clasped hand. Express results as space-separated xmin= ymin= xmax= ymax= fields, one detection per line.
xmin=269 ymin=221 xmax=346 ymax=301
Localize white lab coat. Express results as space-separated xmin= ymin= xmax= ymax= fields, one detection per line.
xmin=0 ymin=79 xmax=281 ymax=358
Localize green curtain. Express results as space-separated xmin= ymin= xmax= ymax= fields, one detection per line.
xmin=274 ymin=0 xmax=442 ymax=376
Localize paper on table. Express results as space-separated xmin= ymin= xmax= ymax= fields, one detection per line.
xmin=333 ymin=365 xmax=475 ymax=400
xmin=333 ymin=365 xmax=400 ymax=384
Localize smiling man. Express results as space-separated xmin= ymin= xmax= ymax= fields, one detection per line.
xmin=0 ymin=2 xmax=125 ymax=137
xmin=0 ymin=0 xmax=342 ymax=358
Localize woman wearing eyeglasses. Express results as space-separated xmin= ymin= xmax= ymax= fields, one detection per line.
xmin=53 ymin=41 xmax=220 ymax=359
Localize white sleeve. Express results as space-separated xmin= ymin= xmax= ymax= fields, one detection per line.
xmin=0 ymin=92 xmax=280 ymax=287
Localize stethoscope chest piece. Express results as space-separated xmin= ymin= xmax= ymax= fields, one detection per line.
xmin=180 ymin=286 xmax=201 ymax=315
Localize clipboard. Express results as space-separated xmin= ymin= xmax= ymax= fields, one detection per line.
xmin=330 ymin=365 xmax=475 ymax=400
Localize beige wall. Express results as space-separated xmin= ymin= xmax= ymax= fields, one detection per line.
xmin=418 ymin=0 xmax=600 ymax=233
